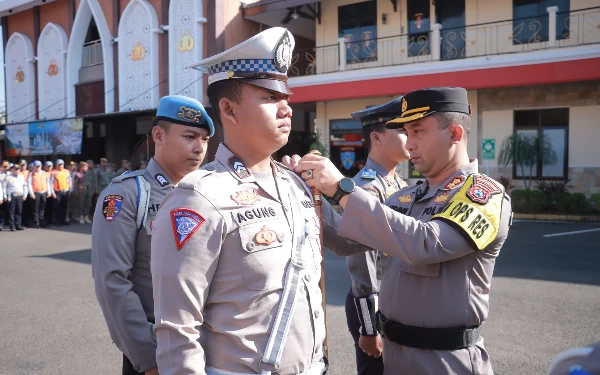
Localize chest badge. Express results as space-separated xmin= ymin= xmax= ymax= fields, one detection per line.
xmin=361 ymin=169 xmax=376 ymax=180
xmin=231 ymin=189 xmax=260 ymax=205
xmin=433 ymin=192 xmax=450 ymax=204
xmin=398 ymin=194 xmax=412 ymax=204
xmin=467 ymin=175 xmax=502 ymax=204
xmin=102 ymin=194 xmax=123 ymax=222
xmin=444 ymin=176 xmax=466 ymax=190
xmin=255 ymin=226 xmax=277 ymax=245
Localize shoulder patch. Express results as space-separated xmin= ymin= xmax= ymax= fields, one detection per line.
xmin=228 ymin=156 xmax=252 ymax=179
xmin=361 ymin=169 xmax=376 ymax=180
xmin=111 ymin=169 xmax=145 ymax=183
xmin=102 ymin=194 xmax=123 ymax=222
xmin=466 ymin=175 xmax=502 ymax=204
xmin=431 ymin=174 xmax=504 ymax=251
xmin=443 ymin=175 xmax=466 ymax=190
xmin=171 ymin=208 xmax=205 ymax=250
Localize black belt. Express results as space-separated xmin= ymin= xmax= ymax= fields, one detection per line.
xmin=377 ymin=312 xmax=481 ymax=350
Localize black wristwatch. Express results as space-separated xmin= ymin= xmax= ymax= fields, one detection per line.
xmin=332 ymin=177 xmax=356 ymax=204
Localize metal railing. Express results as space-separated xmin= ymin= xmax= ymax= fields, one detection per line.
xmin=82 ymin=40 xmax=103 ymax=67
xmin=288 ymin=6 xmax=600 ymax=77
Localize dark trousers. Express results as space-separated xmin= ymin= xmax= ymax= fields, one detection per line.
xmin=22 ymin=196 xmax=32 ymax=226
xmin=122 ymin=355 xmax=143 ymax=375
xmin=8 ymin=197 xmax=23 ymax=229
xmin=33 ymin=192 xmax=47 ymax=226
xmin=0 ymin=200 xmax=6 ymax=227
xmin=45 ymin=196 xmax=56 ymax=224
xmin=345 ymin=289 xmax=384 ymax=375
xmin=54 ymin=191 xmax=69 ymax=224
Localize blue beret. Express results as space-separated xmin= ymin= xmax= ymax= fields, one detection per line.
xmin=351 ymin=96 xmax=405 ymax=127
xmin=33 ymin=160 xmax=42 ymax=167
xmin=155 ymin=95 xmax=214 ymax=137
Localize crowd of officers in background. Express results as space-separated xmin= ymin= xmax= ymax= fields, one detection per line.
xmin=0 ymin=158 xmax=146 ymax=231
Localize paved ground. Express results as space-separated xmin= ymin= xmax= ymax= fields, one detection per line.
xmin=0 ymin=220 xmax=598 ymax=375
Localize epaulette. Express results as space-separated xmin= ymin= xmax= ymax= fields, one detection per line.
xmin=111 ymin=169 xmax=145 ymax=183
xmin=361 ymin=169 xmax=376 ymax=180
xmin=178 ymin=167 xmax=216 ymax=190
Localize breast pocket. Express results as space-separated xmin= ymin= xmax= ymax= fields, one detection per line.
xmin=238 ymin=217 xmax=289 ymax=291
xmin=398 ymin=261 xmax=440 ymax=277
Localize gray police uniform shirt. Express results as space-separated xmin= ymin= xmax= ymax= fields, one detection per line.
xmin=347 ymin=158 xmax=407 ymax=301
xmin=337 ymin=160 xmax=512 ymax=375
xmin=91 ymin=158 xmax=175 ymax=372
xmin=151 ymin=144 xmax=362 ymax=375
xmin=97 ymin=167 xmax=115 ymax=192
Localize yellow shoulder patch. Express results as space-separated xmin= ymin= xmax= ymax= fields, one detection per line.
xmin=431 ymin=174 xmax=504 ymax=251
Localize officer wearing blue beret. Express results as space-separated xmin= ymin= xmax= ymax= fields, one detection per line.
xmin=92 ymin=95 xmax=213 ymax=375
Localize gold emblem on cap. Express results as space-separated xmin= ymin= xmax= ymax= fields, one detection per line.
xmin=401 ymin=97 xmax=408 ymax=113
xmin=227 ymin=71 xmax=235 ymax=79
xmin=178 ymin=106 xmax=201 ymax=123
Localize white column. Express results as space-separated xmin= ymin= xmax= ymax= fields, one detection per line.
xmin=338 ymin=37 xmax=346 ymax=71
xmin=431 ymin=23 xmax=442 ymax=61
xmin=547 ymin=6 xmax=559 ymax=47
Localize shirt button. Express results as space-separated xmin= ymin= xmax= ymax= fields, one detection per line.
xmin=205 ymin=166 xmax=215 ymax=171
xmin=283 ymin=205 xmax=290 ymax=211
xmin=277 ymin=233 xmax=285 ymax=243
xmin=304 ymin=274 xmax=312 ymax=282
xmin=314 ymin=309 xmax=321 ymax=319
xmin=247 ymin=242 xmax=255 ymax=251
xmin=314 ymin=346 xmax=320 ymax=354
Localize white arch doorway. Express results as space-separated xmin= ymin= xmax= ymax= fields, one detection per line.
xmin=38 ymin=23 xmax=69 ymax=120
xmin=66 ymin=0 xmax=114 ymax=115
xmin=6 ymin=32 xmax=36 ymax=123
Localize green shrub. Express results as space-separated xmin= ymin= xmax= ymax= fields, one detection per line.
xmin=568 ymin=193 xmax=593 ymax=214
xmin=511 ymin=189 xmax=547 ymax=213
xmin=552 ymin=192 xmax=571 ymax=213
xmin=591 ymin=193 xmax=600 ymax=211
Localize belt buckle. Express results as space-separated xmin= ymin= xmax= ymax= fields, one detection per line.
xmin=258 ymin=359 xmax=279 ymax=374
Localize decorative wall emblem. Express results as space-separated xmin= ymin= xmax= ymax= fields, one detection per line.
xmin=15 ymin=66 xmax=25 ymax=83
xmin=47 ymin=59 xmax=59 ymax=76
xmin=178 ymin=29 xmax=194 ymax=52
xmin=131 ymin=40 xmax=146 ymax=61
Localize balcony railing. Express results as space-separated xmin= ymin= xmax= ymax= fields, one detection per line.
xmin=288 ymin=6 xmax=600 ymax=77
xmin=82 ymin=39 xmax=103 ymax=67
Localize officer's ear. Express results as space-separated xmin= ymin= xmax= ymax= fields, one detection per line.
xmin=219 ymin=98 xmax=237 ymax=126
xmin=152 ymin=125 xmax=166 ymax=145
xmin=449 ymin=124 xmax=465 ymax=145
xmin=370 ymin=131 xmax=383 ymax=146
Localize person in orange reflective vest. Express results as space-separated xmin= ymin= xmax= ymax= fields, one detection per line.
xmin=44 ymin=161 xmax=56 ymax=225
xmin=52 ymin=159 xmax=72 ymax=226
xmin=27 ymin=160 xmax=52 ymax=228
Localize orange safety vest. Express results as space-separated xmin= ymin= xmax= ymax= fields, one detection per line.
xmin=53 ymin=169 xmax=71 ymax=191
xmin=30 ymin=171 xmax=48 ymax=192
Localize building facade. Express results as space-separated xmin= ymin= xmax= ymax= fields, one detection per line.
xmin=244 ymin=0 xmax=600 ymax=194
xmin=0 ymin=0 xmax=291 ymax=165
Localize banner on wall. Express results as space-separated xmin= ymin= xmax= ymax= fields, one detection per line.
xmin=5 ymin=118 xmax=83 ymax=156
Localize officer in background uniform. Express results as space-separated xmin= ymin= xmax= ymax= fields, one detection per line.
xmin=345 ymin=97 xmax=410 ymax=374
xmin=97 ymin=157 xmax=114 ymax=193
xmin=87 ymin=159 xmax=99 ymax=218
xmin=150 ymin=27 xmax=367 ymax=375
xmin=0 ymin=161 xmax=8 ymax=230
xmin=547 ymin=342 xmax=600 ymax=375
xmin=68 ymin=161 xmax=77 ymax=222
xmin=4 ymin=164 xmax=28 ymax=231
xmin=296 ymin=87 xmax=513 ymax=375
xmin=74 ymin=161 xmax=94 ymax=224
xmin=44 ymin=161 xmax=56 ymax=224
xmin=52 ymin=159 xmax=72 ymax=226
xmin=92 ymin=95 xmax=214 ymax=375
xmin=27 ymin=160 xmax=52 ymax=228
